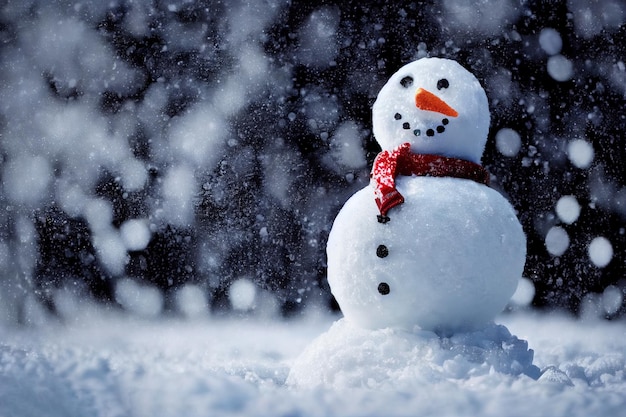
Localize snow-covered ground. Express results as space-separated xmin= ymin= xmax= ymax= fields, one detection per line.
xmin=1 ymin=310 xmax=625 ymax=417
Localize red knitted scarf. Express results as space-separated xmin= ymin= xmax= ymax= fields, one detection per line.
xmin=371 ymin=142 xmax=490 ymax=219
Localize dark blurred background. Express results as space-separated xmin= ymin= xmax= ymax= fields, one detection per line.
xmin=0 ymin=0 xmax=624 ymax=323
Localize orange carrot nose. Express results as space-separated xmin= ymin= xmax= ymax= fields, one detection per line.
xmin=414 ymin=88 xmax=459 ymax=117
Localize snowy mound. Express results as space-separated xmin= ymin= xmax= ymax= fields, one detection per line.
xmin=287 ymin=318 xmax=539 ymax=389
xmin=2 ymin=313 xmax=626 ymax=416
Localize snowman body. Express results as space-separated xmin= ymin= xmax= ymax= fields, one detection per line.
xmin=328 ymin=176 xmax=525 ymax=333
xmin=327 ymin=57 xmax=527 ymax=333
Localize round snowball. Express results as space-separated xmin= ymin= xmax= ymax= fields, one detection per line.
xmin=120 ymin=219 xmax=152 ymax=251
xmin=547 ymin=55 xmax=574 ymax=81
xmin=539 ymin=28 xmax=563 ymax=55
xmin=495 ymin=128 xmax=522 ymax=157
xmin=602 ymin=285 xmax=623 ymax=315
xmin=545 ymin=226 xmax=569 ymax=256
xmin=588 ymin=236 xmax=613 ymax=268
xmin=175 ymin=284 xmax=209 ymax=318
xmin=567 ymin=139 xmax=594 ymax=169
xmin=555 ymin=195 xmax=581 ymax=224
xmin=229 ymin=278 xmax=257 ymax=311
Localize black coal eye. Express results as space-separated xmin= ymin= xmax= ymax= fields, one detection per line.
xmin=400 ymin=76 xmax=413 ymax=88
xmin=378 ymin=282 xmax=390 ymax=295
xmin=437 ymin=78 xmax=449 ymax=90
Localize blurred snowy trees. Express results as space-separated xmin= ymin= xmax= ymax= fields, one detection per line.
xmin=0 ymin=0 xmax=624 ymax=323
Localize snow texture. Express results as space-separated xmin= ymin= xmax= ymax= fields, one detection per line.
xmin=588 ymin=236 xmax=613 ymax=268
xmin=567 ymin=139 xmax=595 ymax=169
xmin=539 ymin=28 xmax=563 ymax=55
xmin=547 ymin=54 xmax=574 ymax=81
xmin=287 ymin=318 xmax=539 ymax=388
xmin=1 ymin=312 xmax=625 ymax=417
xmin=328 ymin=176 xmax=525 ymax=332
xmin=495 ymin=128 xmax=522 ymax=157
xmin=556 ymin=195 xmax=581 ymax=224
xmin=545 ymin=226 xmax=570 ymax=257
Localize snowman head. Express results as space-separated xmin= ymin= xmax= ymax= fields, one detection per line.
xmin=372 ymin=57 xmax=490 ymax=164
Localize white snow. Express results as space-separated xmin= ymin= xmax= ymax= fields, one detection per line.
xmin=297 ymin=6 xmax=341 ymax=68
xmin=328 ymin=177 xmax=526 ymax=332
xmin=115 ymin=278 xmax=164 ymax=317
xmin=547 ymin=54 xmax=574 ymax=82
xmin=120 ymin=219 xmax=152 ymax=252
xmin=2 ymin=154 xmax=53 ymax=206
xmin=56 ymin=180 xmax=88 ymax=218
xmin=160 ymin=164 xmax=197 ymax=226
xmin=229 ymin=278 xmax=257 ymax=311
xmin=567 ymin=139 xmax=595 ymax=168
xmin=83 ymin=198 xmax=114 ymax=233
xmin=288 ymin=317 xmax=539 ymax=388
xmin=442 ymin=0 xmax=519 ymax=38
xmin=175 ymin=284 xmax=210 ymax=318
xmin=568 ymin=0 xmax=625 ymax=38
xmin=545 ymin=226 xmax=570 ymax=256
xmin=556 ymin=195 xmax=581 ymax=224
xmin=1 ymin=311 xmax=625 ymax=417
xmin=92 ymin=230 xmax=127 ymax=276
xmin=539 ymin=28 xmax=563 ymax=55
xmin=118 ymin=158 xmax=148 ymax=192
xmin=329 ymin=121 xmax=367 ymax=169
xmin=169 ymin=104 xmax=227 ymax=168
xmin=602 ymin=285 xmax=623 ymax=315
xmin=587 ymin=236 xmax=613 ymax=268
xmin=495 ymin=127 xmax=522 ymax=157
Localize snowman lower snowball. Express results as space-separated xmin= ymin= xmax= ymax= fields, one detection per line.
xmin=287 ymin=57 xmax=540 ymax=389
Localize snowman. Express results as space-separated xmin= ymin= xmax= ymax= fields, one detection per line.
xmin=327 ymin=57 xmax=526 ymax=333
xmin=287 ymin=58 xmax=534 ymax=389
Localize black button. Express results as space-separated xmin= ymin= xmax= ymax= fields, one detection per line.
xmin=378 ymin=282 xmax=390 ymax=295
xmin=376 ymin=244 xmax=389 ymax=258
xmin=377 ymin=215 xmax=390 ymax=224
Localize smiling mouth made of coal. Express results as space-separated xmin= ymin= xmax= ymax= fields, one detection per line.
xmin=394 ymin=112 xmax=450 ymax=137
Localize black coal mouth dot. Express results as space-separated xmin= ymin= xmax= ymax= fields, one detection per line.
xmin=393 ymin=113 xmax=450 ymax=137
